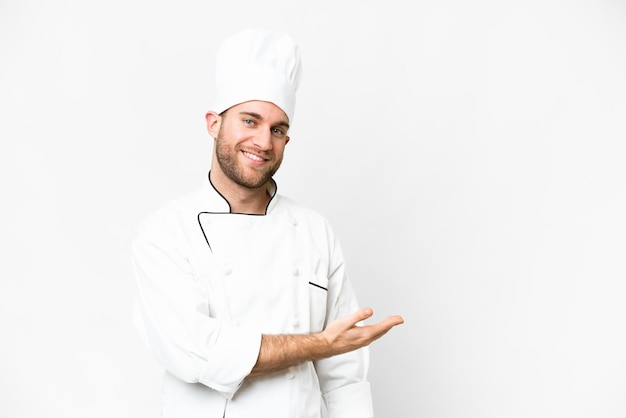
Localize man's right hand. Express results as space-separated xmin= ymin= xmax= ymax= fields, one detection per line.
xmin=249 ymin=308 xmax=404 ymax=377
xmin=320 ymin=308 xmax=405 ymax=357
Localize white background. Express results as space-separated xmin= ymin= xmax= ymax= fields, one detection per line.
xmin=1 ymin=0 xmax=626 ymax=417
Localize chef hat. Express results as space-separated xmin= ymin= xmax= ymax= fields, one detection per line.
xmin=212 ymin=29 xmax=302 ymax=123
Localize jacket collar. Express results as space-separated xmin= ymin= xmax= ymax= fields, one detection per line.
xmin=201 ymin=171 xmax=278 ymax=215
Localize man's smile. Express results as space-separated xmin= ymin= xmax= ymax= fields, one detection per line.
xmin=242 ymin=150 xmax=267 ymax=162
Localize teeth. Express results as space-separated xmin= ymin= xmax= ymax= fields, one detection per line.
xmin=243 ymin=151 xmax=264 ymax=162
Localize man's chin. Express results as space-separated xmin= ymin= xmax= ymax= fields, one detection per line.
xmin=234 ymin=174 xmax=272 ymax=189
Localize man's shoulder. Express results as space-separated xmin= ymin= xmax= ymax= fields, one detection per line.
xmin=274 ymin=194 xmax=319 ymax=214
xmin=273 ymin=194 xmax=333 ymax=228
xmin=137 ymin=188 xmax=205 ymax=233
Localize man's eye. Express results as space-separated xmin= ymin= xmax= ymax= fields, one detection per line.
xmin=243 ymin=119 xmax=254 ymax=125
xmin=272 ymin=128 xmax=285 ymax=135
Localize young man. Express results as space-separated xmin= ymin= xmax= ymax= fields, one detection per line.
xmin=131 ymin=29 xmax=403 ymax=418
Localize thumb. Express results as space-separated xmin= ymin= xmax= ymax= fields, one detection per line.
xmin=354 ymin=307 xmax=374 ymax=323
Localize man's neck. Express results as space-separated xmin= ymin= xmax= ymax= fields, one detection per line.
xmin=209 ymin=170 xmax=272 ymax=215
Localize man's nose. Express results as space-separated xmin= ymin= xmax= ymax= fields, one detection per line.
xmin=252 ymin=128 xmax=272 ymax=150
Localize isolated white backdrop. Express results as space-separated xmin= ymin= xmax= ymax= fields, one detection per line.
xmin=1 ymin=1 xmax=626 ymax=417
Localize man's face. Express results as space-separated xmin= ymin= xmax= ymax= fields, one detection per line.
xmin=214 ymin=101 xmax=290 ymax=189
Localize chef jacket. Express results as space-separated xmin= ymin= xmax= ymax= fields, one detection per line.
xmin=131 ymin=175 xmax=373 ymax=418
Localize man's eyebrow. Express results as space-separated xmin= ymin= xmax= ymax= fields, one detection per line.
xmin=239 ymin=111 xmax=262 ymax=119
xmin=239 ymin=111 xmax=290 ymax=129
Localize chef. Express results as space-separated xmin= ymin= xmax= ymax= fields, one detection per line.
xmin=131 ymin=29 xmax=404 ymax=418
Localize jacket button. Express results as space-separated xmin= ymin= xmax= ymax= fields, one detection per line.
xmin=291 ymin=219 xmax=298 ymax=226
xmin=223 ymin=267 xmax=232 ymax=276
xmin=292 ymin=268 xmax=299 ymax=276
xmin=285 ymin=372 xmax=295 ymax=379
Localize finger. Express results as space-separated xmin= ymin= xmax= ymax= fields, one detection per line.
xmin=354 ymin=307 xmax=374 ymax=323
xmin=369 ymin=316 xmax=404 ymax=336
xmin=386 ymin=315 xmax=404 ymax=326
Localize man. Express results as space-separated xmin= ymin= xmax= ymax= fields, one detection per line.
xmin=131 ymin=29 xmax=404 ymax=418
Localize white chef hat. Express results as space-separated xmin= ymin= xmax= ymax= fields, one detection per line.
xmin=212 ymin=29 xmax=302 ymax=123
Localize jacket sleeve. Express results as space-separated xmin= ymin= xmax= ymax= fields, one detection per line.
xmin=131 ymin=208 xmax=262 ymax=399
xmin=314 ymin=223 xmax=374 ymax=418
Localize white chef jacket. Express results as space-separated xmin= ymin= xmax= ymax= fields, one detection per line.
xmin=131 ymin=175 xmax=373 ymax=418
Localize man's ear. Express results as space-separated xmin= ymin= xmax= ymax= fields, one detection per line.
xmin=205 ymin=111 xmax=221 ymax=138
